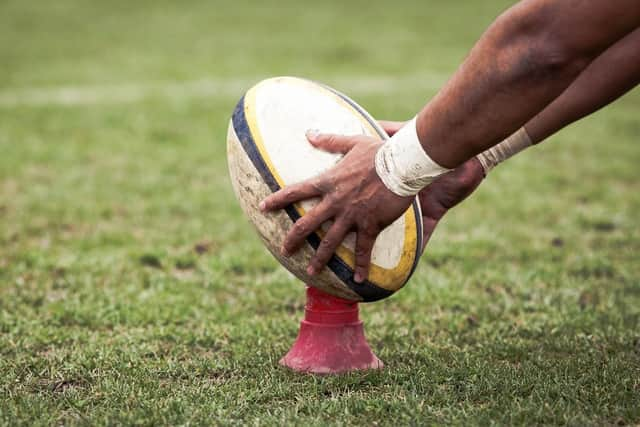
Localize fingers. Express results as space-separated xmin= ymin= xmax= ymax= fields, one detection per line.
xmin=260 ymin=179 xmax=322 ymax=212
xmin=377 ymin=120 xmax=407 ymax=137
xmin=353 ymin=230 xmax=377 ymax=283
xmin=306 ymin=130 xmax=358 ymax=154
xmin=307 ymin=219 xmax=351 ymax=276
xmin=281 ymin=198 xmax=335 ymax=257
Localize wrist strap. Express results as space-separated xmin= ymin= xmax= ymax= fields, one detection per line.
xmin=476 ymin=127 xmax=532 ymax=174
xmin=375 ymin=117 xmax=451 ymax=197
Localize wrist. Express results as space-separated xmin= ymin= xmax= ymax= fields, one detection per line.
xmin=375 ymin=117 xmax=451 ymax=197
xmin=468 ymin=156 xmax=487 ymax=179
xmin=476 ymin=127 xmax=532 ymax=174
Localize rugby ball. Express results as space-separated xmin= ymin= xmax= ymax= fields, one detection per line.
xmin=226 ymin=77 xmax=422 ymax=302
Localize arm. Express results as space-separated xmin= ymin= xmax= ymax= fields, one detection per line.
xmin=406 ymin=27 xmax=640 ymax=250
xmin=262 ymin=1 xmax=640 ymax=283
xmin=417 ymin=0 xmax=640 ymax=168
xmin=526 ymin=27 xmax=640 ymax=143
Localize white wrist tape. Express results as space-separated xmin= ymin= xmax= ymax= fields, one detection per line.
xmin=375 ymin=117 xmax=451 ymax=197
xmin=476 ymin=127 xmax=532 ymax=174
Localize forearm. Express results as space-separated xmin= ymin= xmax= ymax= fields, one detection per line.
xmin=417 ymin=0 xmax=640 ymax=168
xmin=478 ymin=27 xmax=640 ymax=171
xmin=525 ymin=28 xmax=640 ymax=144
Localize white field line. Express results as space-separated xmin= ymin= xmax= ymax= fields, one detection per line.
xmin=0 ymin=73 xmax=448 ymax=108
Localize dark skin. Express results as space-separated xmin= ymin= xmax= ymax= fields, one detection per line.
xmin=525 ymin=27 xmax=640 ymax=143
xmin=262 ymin=0 xmax=640 ymax=283
xmin=382 ymin=27 xmax=640 ymax=253
xmin=420 ymin=0 xmax=640 ymax=167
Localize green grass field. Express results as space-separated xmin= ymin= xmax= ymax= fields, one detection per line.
xmin=1 ymin=0 xmax=639 ymax=425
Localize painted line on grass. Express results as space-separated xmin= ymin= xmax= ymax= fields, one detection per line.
xmin=0 ymin=74 xmax=448 ymax=108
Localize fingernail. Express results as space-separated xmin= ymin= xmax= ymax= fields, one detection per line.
xmin=306 ymin=129 xmax=319 ymax=141
xmin=259 ymin=200 xmax=266 ymax=211
xmin=354 ymin=271 xmax=363 ymax=283
xmin=307 ymin=265 xmax=316 ymax=276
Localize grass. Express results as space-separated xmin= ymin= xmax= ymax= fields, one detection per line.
xmin=1 ymin=0 xmax=639 ymax=425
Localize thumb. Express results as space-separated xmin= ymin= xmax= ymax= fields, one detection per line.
xmin=306 ymin=130 xmax=358 ymax=154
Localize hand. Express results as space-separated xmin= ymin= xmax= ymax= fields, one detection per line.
xmin=260 ymin=131 xmax=414 ymax=283
xmin=416 ymin=157 xmax=485 ymax=253
xmin=377 ymin=121 xmax=485 ymax=254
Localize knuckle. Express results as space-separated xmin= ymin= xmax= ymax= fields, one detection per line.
xmin=313 ymin=254 xmax=328 ymax=268
xmin=287 ymin=185 xmax=306 ymax=199
xmin=292 ymin=221 xmax=309 ymax=237
xmin=309 ymin=256 xmax=323 ymax=268
xmin=356 ymin=259 xmax=369 ymax=270
xmin=355 ymin=240 xmax=370 ymax=256
xmin=320 ymin=237 xmax=333 ymax=248
xmin=356 ymin=249 xmax=370 ymax=263
xmin=355 ymin=247 xmax=369 ymax=258
xmin=312 ymin=179 xmax=327 ymax=193
xmin=359 ymin=223 xmax=377 ymax=237
xmin=284 ymin=187 xmax=295 ymax=198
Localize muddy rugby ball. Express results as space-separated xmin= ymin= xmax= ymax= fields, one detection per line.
xmin=226 ymin=76 xmax=422 ymax=302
